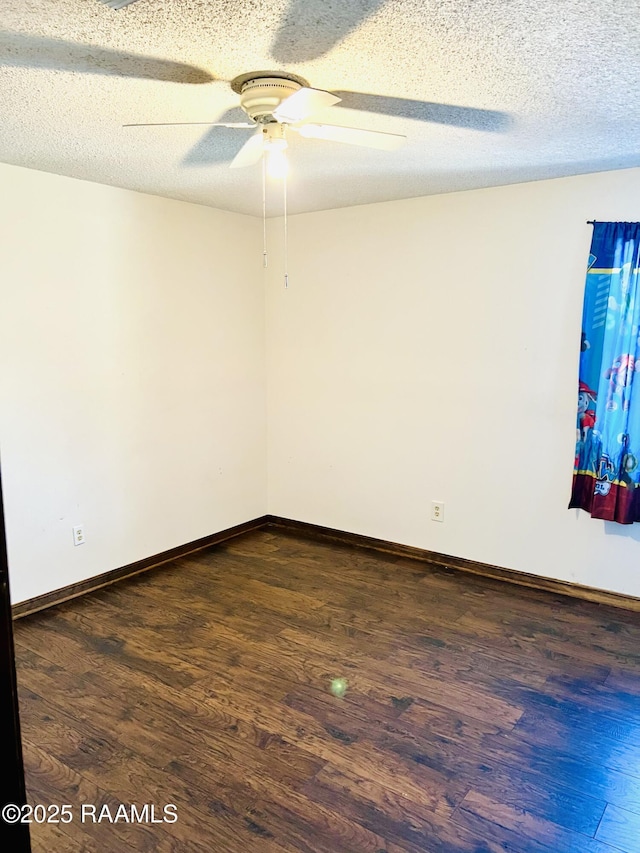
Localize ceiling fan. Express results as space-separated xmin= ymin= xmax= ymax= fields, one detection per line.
xmin=125 ymin=71 xmax=407 ymax=172
xmin=1 ymin=2 xmax=510 ymax=173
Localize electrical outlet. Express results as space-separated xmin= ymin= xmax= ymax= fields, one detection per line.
xmin=431 ymin=501 xmax=445 ymax=522
xmin=73 ymin=525 xmax=85 ymax=546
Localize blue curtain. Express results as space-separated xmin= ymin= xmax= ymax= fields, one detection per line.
xmin=570 ymin=222 xmax=640 ymax=523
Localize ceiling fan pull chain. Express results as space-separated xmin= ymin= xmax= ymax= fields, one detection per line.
xmin=262 ymin=154 xmax=268 ymax=268
xmin=283 ymin=168 xmax=289 ymax=288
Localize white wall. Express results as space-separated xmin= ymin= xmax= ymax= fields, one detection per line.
xmin=0 ymin=164 xmax=265 ymax=604
xmin=5 ymin=162 xmax=640 ymax=604
xmin=266 ymin=167 xmax=640 ymax=598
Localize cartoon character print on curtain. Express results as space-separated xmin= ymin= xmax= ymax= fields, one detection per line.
xmin=570 ymin=221 xmax=640 ymax=523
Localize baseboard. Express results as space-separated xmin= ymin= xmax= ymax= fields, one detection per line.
xmin=265 ymin=515 xmax=640 ymax=614
xmin=14 ymin=513 xmax=640 ymax=619
xmin=11 ymin=516 xmax=269 ymax=620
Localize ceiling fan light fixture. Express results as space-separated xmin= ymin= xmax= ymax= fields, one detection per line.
xmin=266 ymin=148 xmax=289 ymax=179
xmin=263 ymin=122 xmax=288 ymax=149
xmin=264 ymin=136 xmax=287 ymax=152
xmin=263 ymin=123 xmax=289 ymax=178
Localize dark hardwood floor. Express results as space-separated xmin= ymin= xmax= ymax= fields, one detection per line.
xmin=13 ymin=528 xmax=640 ymax=852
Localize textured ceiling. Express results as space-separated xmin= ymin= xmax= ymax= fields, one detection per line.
xmin=0 ymin=0 xmax=639 ymax=216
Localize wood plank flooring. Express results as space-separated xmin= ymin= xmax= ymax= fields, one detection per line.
xmin=13 ymin=528 xmax=640 ymax=852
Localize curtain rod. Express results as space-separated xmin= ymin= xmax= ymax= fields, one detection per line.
xmin=586 ymin=220 xmax=596 ymax=225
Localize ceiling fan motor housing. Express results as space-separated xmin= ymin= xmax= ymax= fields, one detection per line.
xmin=235 ymin=74 xmax=305 ymax=124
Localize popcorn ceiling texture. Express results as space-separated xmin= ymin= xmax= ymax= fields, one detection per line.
xmin=0 ymin=0 xmax=638 ymax=216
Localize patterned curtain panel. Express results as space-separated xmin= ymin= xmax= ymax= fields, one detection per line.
xmin=570 ymin=221 xmax=640 ymax=523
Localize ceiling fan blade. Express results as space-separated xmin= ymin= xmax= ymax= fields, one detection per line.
xmin=124 ymin=122 xmax=255 ymax=128
xmin=0 ymin=31 xmax=214 ymax=84
xmin=333 ymin=91 xmax=511 ymax=132
xmin=273 ymin=87 xmax=341 ymax=123
xmin=230 ymin=131 xmax=264 ymax=169
xmin=98 ymin=0 xmax=141 ymax=8
xmin=296 ymin=123 xmax=406 ymax=150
